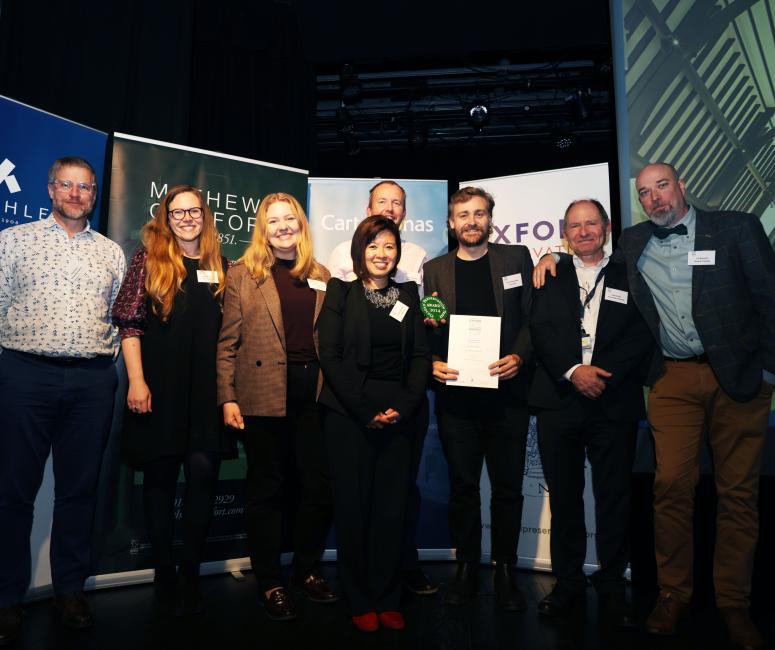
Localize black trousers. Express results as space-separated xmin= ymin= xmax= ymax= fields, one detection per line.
xmin=0 ymin=350 xmax=117 ymax=606
xmin=437 ymin=401 xmax=529 ymax=564
xmin=400 ymin=396 xmax=429 ymax=572
xmin=325 ymin=379 xmax=413 ymax=615
xmin=241 ymin=362 xmax=332 ymax=592
xmin=536 ymin=404 xmax=637 ymax=593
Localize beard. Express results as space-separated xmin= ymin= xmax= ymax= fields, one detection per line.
xmin=457 ymin=225 xmax=490 ymax=248
xmin=647 ymin=205 xmax=679 ymax=227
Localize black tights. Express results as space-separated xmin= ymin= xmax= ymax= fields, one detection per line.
xmin=142 ymin=451 xmax=221 ymax=572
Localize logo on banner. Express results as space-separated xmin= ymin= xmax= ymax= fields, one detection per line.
xmin=0 ymin=159 xmax=21 ymax=194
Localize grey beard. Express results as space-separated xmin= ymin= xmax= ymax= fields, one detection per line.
xmin=648 ymin=208 xmax=678 ymax=227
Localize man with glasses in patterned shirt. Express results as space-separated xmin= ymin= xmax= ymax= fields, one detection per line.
xmin=0 ymin=156 xmax=125 ymax=643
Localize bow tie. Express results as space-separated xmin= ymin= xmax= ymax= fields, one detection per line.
xmin=652 ymin=223 xmax=688 ymax=239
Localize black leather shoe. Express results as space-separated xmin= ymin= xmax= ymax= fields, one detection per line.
xmin=53 ymin=592 xmax=93 ymax=629
xmin=291 ymin=572 xmax=340 ymax=603
xmin=153 ymin=567 xmax=178 ymax=617
xmin=538 ymin=585 xmax=584 ymax=618
xmin=493 ymin=563 xmax=526 ymax=611
xmin=262 ymin=588 xmax=297 ymax=622
xmin=0 ymin=606 xmax=23 ymax=646
xmin=176 ymin=572 xmax=204 ymax=616
xmin=444 ymin=562 xmax=479 ymax=606
xmin=598 ymin=592 xmax=637 ymax=628
xmin=403 ymin=568 xmax=439 ymax=596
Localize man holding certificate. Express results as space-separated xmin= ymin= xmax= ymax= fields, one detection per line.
xmin=423 ymin=186 xmax=533 ymax=611
xmin=529 ymin=199 xmax=656 ymax=625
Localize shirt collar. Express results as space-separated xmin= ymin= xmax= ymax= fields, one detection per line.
xmin=572 ymin=254 xmax=610 ymax=271
xmin=44 ymin=215 xmax=93 ymax=237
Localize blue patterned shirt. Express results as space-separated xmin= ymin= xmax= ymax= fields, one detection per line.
xmin=0 ymin=217 xmax=126 ymax=358
xmin=636 ymin=207 xmax=704 ymax=359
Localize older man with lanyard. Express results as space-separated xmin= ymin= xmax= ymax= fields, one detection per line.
xmin=534 ymin=162 xmax=775 ymax=650
xmin=0 ymin=157 xmax=125 ymax=643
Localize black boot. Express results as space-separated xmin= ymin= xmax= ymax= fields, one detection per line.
xmin=493 ymin=563 xmax=526 ymax=611
xmin=153 ymin=566 xmax=178 ymax=617
xmin=445 ymin=562 xmax=479 ymax=606
xmin=176 ymin=564 xmax=204 ymax=616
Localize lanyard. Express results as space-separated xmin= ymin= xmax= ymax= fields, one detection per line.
xmin=578 ymin=266 xmax=606 ymax=333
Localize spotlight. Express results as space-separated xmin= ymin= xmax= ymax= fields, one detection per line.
xmin=467 ymin=102 xmax=490 ymax=130
xmin=555 ymin=132 xmax=574 ymax=150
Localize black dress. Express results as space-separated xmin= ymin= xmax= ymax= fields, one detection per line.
xmin=120 ymin=255 xmax=235 ymax=467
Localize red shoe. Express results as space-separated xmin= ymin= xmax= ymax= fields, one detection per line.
xmin=352 ymin=611 xmax=378 ymax=632
xmin=378 ymin=611 xmax=405 ymax=630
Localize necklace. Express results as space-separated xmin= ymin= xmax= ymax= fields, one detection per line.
xmin=364 ymin=285 xmax=399 ymax=309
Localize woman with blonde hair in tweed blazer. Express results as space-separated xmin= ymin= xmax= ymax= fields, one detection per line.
xmin=216 ymin=192 xmax=336 ymax=622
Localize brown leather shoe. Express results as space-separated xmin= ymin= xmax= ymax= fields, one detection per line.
xmin=719 ymin=607 xmax=764 ymax=650
xmin=645 ymin=592 xmax=688 ymax=635
xmin=291 ymin=572 xmax=340 ymax=603
xmin=53 ymin=592 xmax=93 ymax=630
xmin=262 ymin=587 xmax=297 ymax=621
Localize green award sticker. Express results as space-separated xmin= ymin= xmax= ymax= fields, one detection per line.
xmin=420 ymin=295 xmax=449 ymax=321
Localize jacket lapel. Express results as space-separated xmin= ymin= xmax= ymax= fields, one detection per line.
xmin=692 ymin=209 xmax=714 ymax=307
xmin=487 ymin=246 xmax=505 ymax=317
xmin=258 ymin=276 xmax=286 ymax=353
xmin=628 ymin=227 xmax=662 ymax=343
xmin=559 ymin=264 xmax=581 ymax=329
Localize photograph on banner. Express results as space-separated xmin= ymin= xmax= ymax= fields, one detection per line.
xmin=94 ymin=134 xmax=309 ymax=576
xmin=619 ymin=0 xmax=775 ymax=478
xmin=464 ymin=162 xmax=612 ymax=263
xmin=0 ymin=95 xmax=108 ymax=232
xmin=0 ymin=95 xmax=109 ymax=597
xmin=307 ymin=176 xmax=452 ymax=555
xmin=461 ymin=164 xmax=612 ymax=570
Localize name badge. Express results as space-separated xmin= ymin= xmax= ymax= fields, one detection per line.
xmin=502 ymin=273 xmax=523 ymax=290
xmin=389 ymin=301 xmax=409 ymax=322
xmin=604 ymin=287 xmax=628 ymax=304
xmin=688 ymin=250 xmax=715 ymax=266
xmin=307 ymin=278 xmax=327 ymax=291
xmin=581 ymin=335 xmax=593 ymax=350
xmin=197 ymin=270 xmax=219 ymax=283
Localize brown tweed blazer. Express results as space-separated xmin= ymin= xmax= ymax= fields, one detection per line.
xmin=216 ymin=261 xmax=330 ymax=417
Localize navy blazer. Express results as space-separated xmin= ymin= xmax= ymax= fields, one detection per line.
xmin=529 ymin=258 xmax=658 ymax=421
xmin=614 ymin=209 xmax=775 ymax=402
xmin=316 ymin=278 xmax=431 ymax=427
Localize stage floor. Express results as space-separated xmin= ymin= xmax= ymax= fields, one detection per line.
xmin=10 ymin=563 xmax=772 ymax=649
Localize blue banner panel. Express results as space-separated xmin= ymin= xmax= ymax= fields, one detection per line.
xmin=0 ymin=96 xmax=108 ymax=232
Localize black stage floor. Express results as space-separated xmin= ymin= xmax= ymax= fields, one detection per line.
xmin=11 ymin=563 xmax=773 ymax=650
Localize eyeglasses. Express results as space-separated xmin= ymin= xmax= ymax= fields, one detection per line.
xmin=50 ymin=179 xmax=96 ymax=194
xmin=168 ymin=207 xmax=204 ymax=221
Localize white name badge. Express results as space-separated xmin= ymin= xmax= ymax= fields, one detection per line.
xmin=196 ymin=270 xmax=219 ymax=283
xmin=688 ymin=250 xmax=716 ymax=265
xmin=307 ymin=278 xmax=327 ymax=291
xmin=502 ymin=273 xmax=523 ymax=290
xmin=581 ymin=335 xmax=593 ymax=350
xmin=389 ymin=300 xmax=409 ymax=322
xmin=604 ymin=287 xmax=628 ymax=304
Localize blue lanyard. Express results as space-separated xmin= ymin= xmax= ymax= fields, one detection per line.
xmin=578 ymin=267 xmax=606 ymax=332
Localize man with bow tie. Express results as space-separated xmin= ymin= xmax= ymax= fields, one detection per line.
xmin=533 ymin=162 xmax=775 ymax=649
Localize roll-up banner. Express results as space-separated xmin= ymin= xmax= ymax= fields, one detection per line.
xmin=462 ymin=162 xmax=611 ymax=570
xmin=0 ymin=96 xmax=109 ymax=599
xmin=90 ymin=134 xmax=309 ymax=585
xmin=307 ymin=177 xmax=453 ymax=557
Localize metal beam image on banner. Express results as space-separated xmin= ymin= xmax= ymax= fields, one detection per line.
xmin=461 ymin=163 xmax=611 ymax=572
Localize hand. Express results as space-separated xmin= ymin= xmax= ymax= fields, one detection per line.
xmin=432 ymin=360 xmax=459 ymax=384
xmin=570 ymin=365 xmax=612 ymax=399
xmin=127 ymin=379 xmax=152 ymax=414
xmin=488 ymin=354 xmax=522 ymax=380
xmin=423 ymin=292 xmax=447 ymax=328
xmin=367 ymin=414 xmax=385 ymax=429
xmin=223 ymin=401 xmax=245 ymax=429
xmin=382 ymin=408 xmax=401 ymax=424
xmin=532 ymin=254 xmax=557 ymax=289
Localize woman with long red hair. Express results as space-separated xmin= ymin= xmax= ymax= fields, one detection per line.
xmin=112 ymin=184 xmax=234 ymax=616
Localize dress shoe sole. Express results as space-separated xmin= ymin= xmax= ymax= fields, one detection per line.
xmin=405 ymin=584 xmax=439 ymax=596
